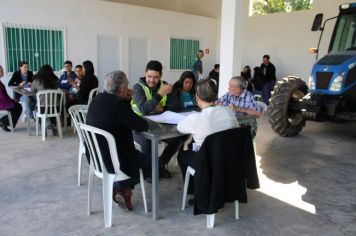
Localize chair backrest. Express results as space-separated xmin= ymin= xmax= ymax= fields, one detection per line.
xmin=253 ymin=94 xmax=262 ymax=102
xmin=0 ymin=110 xmax=8 ymax=117
xmin=256 ymin=101 xmax=267 ymax=131
xmin=88 ymin=88 xmax=99 ymax=105
xmin=36 ymin=89 xmax=64 ymax=115
xmin=194 ymin=127 xmax=259 ymax=214
xmin=68 ymin=105 xmax=88 ymax=143
xmin=78 ymin=123 xmax=129 ymax=179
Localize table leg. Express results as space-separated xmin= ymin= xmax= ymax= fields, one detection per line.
xmin=27 ymin=115 xmax=31 ymax=135
xmin=151 ymin=139 xmax=159 ymax=220
xmin=63 ymin=96 xmax=67 ymax=129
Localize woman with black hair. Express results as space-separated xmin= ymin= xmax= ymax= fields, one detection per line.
xmin=241 ymin=65 xmax=254 ymax=92
xmin=30 ymin=65 xmax=59 ymax=135
xmin=173 ymin=71 xmax=197 ymax=109
xmin=77 ymin=60 xmax=98 ymax=104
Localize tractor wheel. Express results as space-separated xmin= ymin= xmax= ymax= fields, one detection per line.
xmin=268 ymin=76 xmax=308 ymax=137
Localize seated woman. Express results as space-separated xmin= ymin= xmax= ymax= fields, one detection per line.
xmin=176 ymin=78 xmax=239 ymax=201
xmin=76 ymin=60 xmax=98 ymax=104
xmin=217 ymin=76 xmax=261 ymax=118
xmin=0 ymin=65 xmax=23 ymax=132
xmin=65 ymin=61 xmax=98 ymax=125
xmin=172 ymin=71 xmax=197 ymax=109
xmin=241 ymin=65 xmax=254 ymax=93
xmin=30 ymin=65 xmax=60 ymax=135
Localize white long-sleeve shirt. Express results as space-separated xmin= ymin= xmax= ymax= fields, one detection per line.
xmin=177 ymin=106 xmax=239 ymax=148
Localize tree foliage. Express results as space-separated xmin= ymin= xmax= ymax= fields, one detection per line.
xmin=252 ymin=0 xmax=312 ymax=16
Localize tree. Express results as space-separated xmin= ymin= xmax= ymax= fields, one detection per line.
xmin=252 ymin=0 xmax=311 ymax=16
xmin=288 ymin=0 xmax=312 ymax=11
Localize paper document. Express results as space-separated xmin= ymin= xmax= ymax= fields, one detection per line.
xmin=24 ymin=87 xmax=31 ymax=91
xmin=145 ymin=111 xmax=197 ymax=125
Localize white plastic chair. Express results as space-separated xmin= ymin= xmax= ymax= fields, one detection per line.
xmin=0 ymin=110 xmax=14 ymax=132
xmin=68 ymin=105 xmax=88 ymax=186
xmin=79 ymin=123 xmax=147 ymax=228
xmin=87 ymin=88 xmax=99 ymax=105
xmin=35 ymin=90 xmax=64 ymax=141
xmin=256 ymin=101 xmax=268 ymax=133
xmin=253 ymin=94 xmax=262 ymax=101
xmin=181 ymin=166 xmax=239 ymax=229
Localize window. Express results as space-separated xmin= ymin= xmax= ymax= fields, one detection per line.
xmin=331 ymin=14 xmax=356 ymax=52
xmin=250 ymin=0 xmax=312 ymax=16
xmin=170 ymin=37 xmax=199 ymax=70
xmin=3 ymin=23 xmax=65 ymax=72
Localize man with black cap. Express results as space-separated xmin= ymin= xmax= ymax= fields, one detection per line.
xmin=131 ymin=60 xmax=182 ymax=179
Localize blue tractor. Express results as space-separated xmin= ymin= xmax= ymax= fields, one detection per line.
xmin=269 ymin=3 xmax=356 ymax=136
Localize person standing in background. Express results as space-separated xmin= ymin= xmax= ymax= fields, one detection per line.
xmin=191 ymin=50 xmax=204 ymax=81
xmin=209 ymin=64 xmax=220 ymax=88
xmin=260 ymin=55 xmax=276 ymax=105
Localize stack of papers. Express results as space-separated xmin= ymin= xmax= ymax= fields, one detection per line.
xmin=145 ymin=111 xmax=197 ymax=124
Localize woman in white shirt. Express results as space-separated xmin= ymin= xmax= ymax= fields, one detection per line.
xmin=177 ymin=78 xmax=239 ymax=199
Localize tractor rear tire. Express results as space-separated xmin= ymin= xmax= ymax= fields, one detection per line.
xmin=268 ymin=76 xmax=308 ymax=137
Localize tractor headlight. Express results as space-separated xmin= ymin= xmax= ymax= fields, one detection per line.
xmin=308 ymin=76 xmax=315 ymax=90
xmin=330 ymin=73 xmax=345 ymax=92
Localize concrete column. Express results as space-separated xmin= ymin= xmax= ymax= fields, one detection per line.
xmin=218 ymin=0 xmax=248 ymax=96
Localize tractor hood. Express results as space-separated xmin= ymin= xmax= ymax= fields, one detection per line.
xmin=309 ymin=51 xmax=356 ymax=95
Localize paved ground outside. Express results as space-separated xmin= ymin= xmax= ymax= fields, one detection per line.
xmin=0 ymin=116 xmax=355 ymax=236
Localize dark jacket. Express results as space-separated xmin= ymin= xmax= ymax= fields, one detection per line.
xmin=209 ymin=70 xmax=219 ymax=83
xmin=253 ymin=67 xmax=265 ymax=91
xmin=58 ymin=71 xmax=77 ymax=91
xmin=193 ymin=126 xmax=260 ymax=215
xmin=241 ymin=71 xmax=254 ymax=92
xmin=77 ymin=74 xmax=98 ymax=104
xmin=0 ymin=80 xmax=16 ymax=110
xmin=260 ymin=63 xmax=276 ymax=82
xmin=8 ymin=71 xmax=34 ymax=86
xmin=86 ymin=92 xmax=149 ymax=177
xmin=132 ymin=77 xmax=181 ymax=115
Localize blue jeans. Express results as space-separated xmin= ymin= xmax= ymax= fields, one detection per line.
xmin=262 ymin=80 xmax=275 ymax=105
xmin=23 ymin=96 xmax=36 ymax=119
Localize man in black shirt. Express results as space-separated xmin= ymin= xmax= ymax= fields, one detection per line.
xmin=86 ymin=70 xmax=150 ymax=211
xmin=209 ymin=64 xmax=220 ymax=88
xmin=260 ymin=55 xmax=276 ymax=105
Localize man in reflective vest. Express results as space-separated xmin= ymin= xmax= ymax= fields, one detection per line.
xmin=131 ymin=60 xmax=182 ymax=179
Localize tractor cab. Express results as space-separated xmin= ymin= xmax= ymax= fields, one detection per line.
xmin=309 ymin=3 xmax=356 ymax=99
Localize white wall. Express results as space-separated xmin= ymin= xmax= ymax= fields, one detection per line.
xmin=240 ymin=0 xmax=350 ymax=81
xmin=0 ymin=0 xmax=218 ymax=92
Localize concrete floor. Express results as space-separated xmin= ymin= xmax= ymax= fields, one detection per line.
xmin=0 ymin=116 xmax=355 ymax=236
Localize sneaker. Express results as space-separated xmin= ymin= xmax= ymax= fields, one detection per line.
xmin=114 ymin=187 xmax=133 ymax=211
xmin=114 ymin=191 xmax=126 ymax=210
xmin=122 ymin=188 xmax=133 ymax=211
xmin=159 ymin=166 xmax=172 ymax=179
xmin=1 ymin=125 xmax=11 ymax=132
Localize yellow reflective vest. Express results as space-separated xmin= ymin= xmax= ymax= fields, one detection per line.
xmin=131 ymin=81 xmax=167 ymax=116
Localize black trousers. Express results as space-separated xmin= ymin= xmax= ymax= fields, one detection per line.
xmin=1 ymin=103 xmax=23 ymax=128
xmin=133 ymin=133 xmax=183 ymax=166
xmin=113 ymin=151 xmax=151 ymax=191
xmin=177 ymin=150 xmax=196 ymax=194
